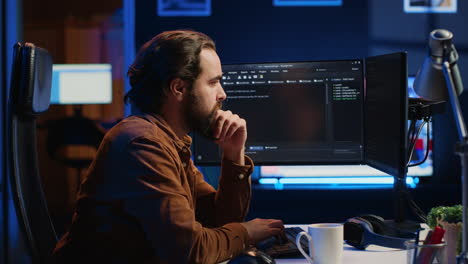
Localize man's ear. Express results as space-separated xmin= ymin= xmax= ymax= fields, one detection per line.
xmin=168 ymin=78 xmax=188 ymax=101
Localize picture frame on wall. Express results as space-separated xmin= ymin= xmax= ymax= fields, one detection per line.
xmin=404 ymin=0 xmax=457 ymax=13
xmin=157 ymin=0 xmax=211 ymax=16
xmin=273 ymin=0 xmax=342 ymax=6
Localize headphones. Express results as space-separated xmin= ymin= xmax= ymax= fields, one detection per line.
xmin=344 ymin=214 xmax=418 ymax=250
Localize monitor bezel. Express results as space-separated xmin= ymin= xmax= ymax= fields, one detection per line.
xmin=363 ymin=52 xmax=408 ymax=179
xmin=192 ymin=58 xmax=366 ymax=166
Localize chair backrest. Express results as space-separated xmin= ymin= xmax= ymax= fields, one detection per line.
xmin=7 ymin=42 xmax=58 ymax=263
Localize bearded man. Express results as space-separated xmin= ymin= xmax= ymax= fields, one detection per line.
xmin=52 ymin=30 xmax=284 ymax=264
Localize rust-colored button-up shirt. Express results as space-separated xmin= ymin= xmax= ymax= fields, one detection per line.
xmin=53 ymin=113 xmax=253 ymax=264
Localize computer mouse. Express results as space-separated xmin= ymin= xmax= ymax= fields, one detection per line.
xmin=227 ymin=248 xmax=276 ymax=264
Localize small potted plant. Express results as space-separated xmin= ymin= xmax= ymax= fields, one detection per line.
xmin=427 ymin=205 xmax=462 ymax=264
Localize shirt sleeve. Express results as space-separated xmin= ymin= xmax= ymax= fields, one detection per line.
xmin=194 ymin=156 xmax=254 ymax=228
xmin=121 ymin=136 xmax=249 ymax=264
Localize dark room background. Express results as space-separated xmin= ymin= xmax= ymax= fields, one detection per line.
xmin=3 ymin=0 xmax=468 ymax=242
xmin=134 ymin=0 xmax=468 ymax=223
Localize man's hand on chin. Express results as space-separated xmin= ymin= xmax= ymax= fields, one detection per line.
xmin=211 ymin=110 xmax=247 ymax=165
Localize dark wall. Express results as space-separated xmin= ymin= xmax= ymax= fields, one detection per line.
xmin=23 ymin=0 xmax=122 ymax=21
xmin=1 ymin=0 xmax=5 ymax=261
xmin=134 ymin=1 xmax=466 ymax=222
xmin=368 ymin=1 xmax=468 ymax=185
xmin=136 ymin=0 xmax=369 ymax=63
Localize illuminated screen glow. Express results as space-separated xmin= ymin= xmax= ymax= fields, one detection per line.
xmin=50 ymin=64 xmax=112 ymax=105
xmin=259 ymin=76 xmax=433 ymax=179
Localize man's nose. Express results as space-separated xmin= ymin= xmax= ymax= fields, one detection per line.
xmin=218 ymin=86 xmax=227 ymax=101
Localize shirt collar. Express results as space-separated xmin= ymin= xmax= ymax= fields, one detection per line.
xmin=133 ymin=111 xmax=192 ymax=152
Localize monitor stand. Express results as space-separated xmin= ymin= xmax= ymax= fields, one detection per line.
xmin=387 ymin=176 xmax=422 ymax=235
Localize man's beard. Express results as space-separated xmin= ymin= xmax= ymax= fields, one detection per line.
xmin=184 ymin=93 xmax=222 ymax=140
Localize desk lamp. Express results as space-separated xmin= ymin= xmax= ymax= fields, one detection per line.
xmin=413 ymin=29 xmax=467 ymax=263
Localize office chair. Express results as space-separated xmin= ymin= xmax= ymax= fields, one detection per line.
xmin=6 ymin=42 xmax=58 ymax=263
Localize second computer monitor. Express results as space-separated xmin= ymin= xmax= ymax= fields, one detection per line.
xmin=50 ymin=64 xmax=112 ymax=105
xmin=193 ymin=60 xmax=364 ymax=165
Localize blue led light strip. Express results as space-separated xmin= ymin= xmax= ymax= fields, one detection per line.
xmin=259 ymin=176 xmax=418 ymax=187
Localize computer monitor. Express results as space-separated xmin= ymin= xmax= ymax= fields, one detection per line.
xmin=193 ymin=60 xmax=365 ymax=165
xmin=257 ymin=75 xmax=433 ymax=181
xmin=193 ymin=53 xmax=413 ymax=180
xmin=50 ymin=64 xmax=112 ymax=105
xmin=364 ymin=52 xmax=408 ymax=179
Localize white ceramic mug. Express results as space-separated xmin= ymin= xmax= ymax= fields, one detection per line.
xmin=295 ymin=223 xmax=344 ymax=264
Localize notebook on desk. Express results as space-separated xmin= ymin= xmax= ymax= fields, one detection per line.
xmin=256 ymin=227 xmax=309 ymax=258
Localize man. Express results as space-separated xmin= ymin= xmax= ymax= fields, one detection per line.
xmin=52 ymin=30 xmax=284 ymax=263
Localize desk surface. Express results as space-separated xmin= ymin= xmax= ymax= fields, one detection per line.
xmin=274 ymin=244 xmax=406 ymax=264
xmin=274 ymin=224 xmax=408 ymax=264
xmin=221 ymin=245 xmax=406 ymax=264
xmin=221 ymin=224 xmax=423 ymax=264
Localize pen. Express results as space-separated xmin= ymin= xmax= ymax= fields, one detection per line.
xmin=417 ymin=226 xmax=445 ymax=264
xmin=413 ymin=229 xmax=420 ymax=264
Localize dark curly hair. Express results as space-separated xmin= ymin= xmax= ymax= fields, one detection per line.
xmin=125 ymin=30 xmax=216 ymax=113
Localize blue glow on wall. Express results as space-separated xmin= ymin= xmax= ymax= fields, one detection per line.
xmin=158 ymin=0 xmax=211 ymax=16
xmin=273 ymin=0 xmax=342 ymax=6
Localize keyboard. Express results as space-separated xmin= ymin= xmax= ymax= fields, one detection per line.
xmin=255 ymin=226 xmax=309 ymax=258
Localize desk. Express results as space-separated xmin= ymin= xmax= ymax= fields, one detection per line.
xmin=274 ymin=244 xmax=406 ymax=263
xmin=273 ymin=225 xmax=407 ymax=264
xmin=221 ymin=244 xmax=406 ymax=264
xmin=221 ymin=224 xmax=423 ymax=264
